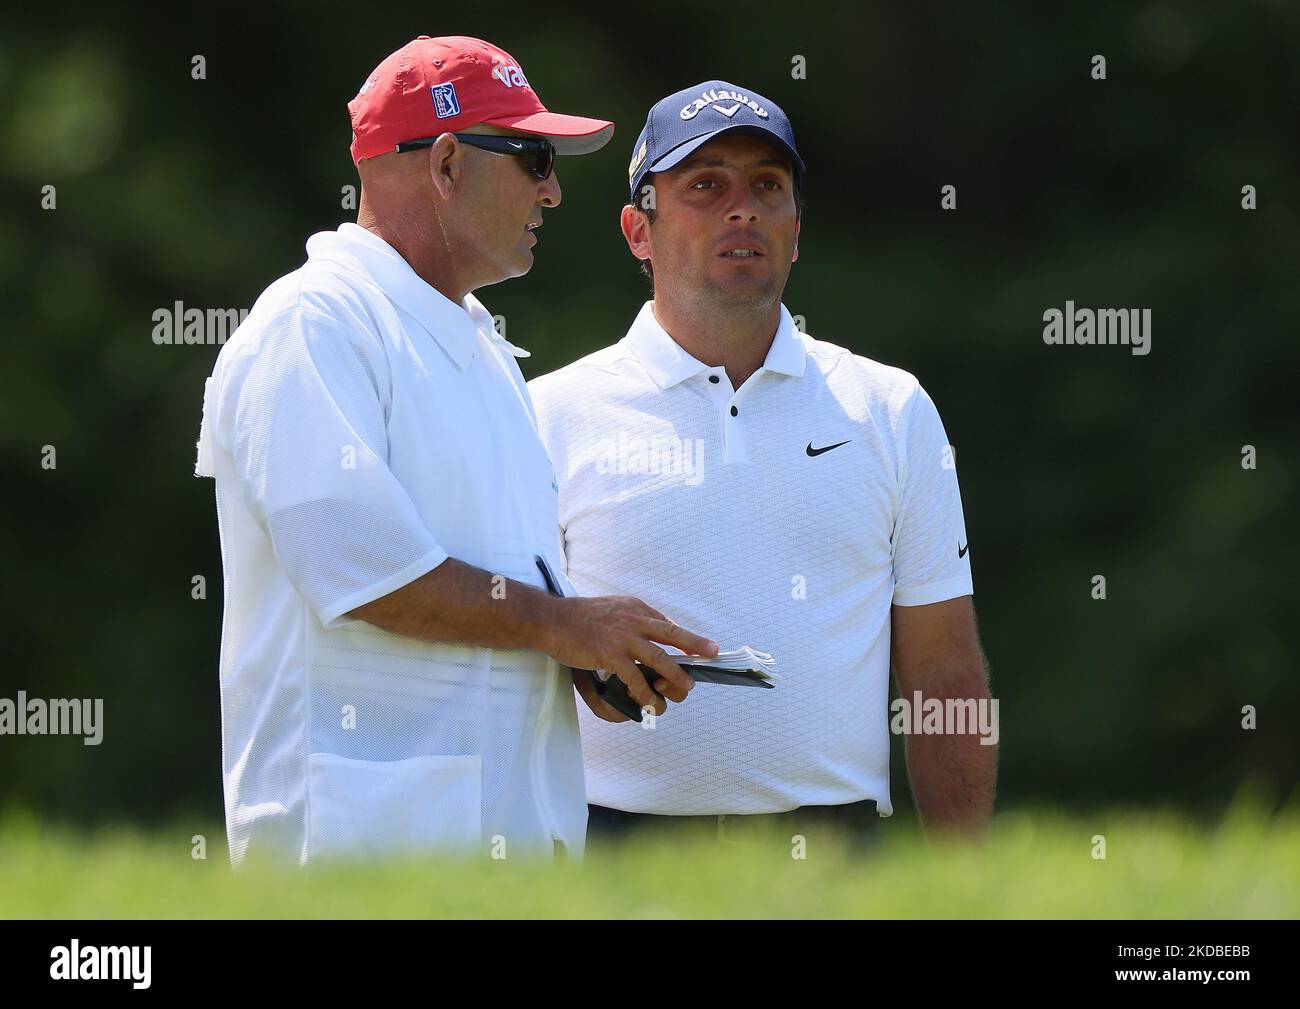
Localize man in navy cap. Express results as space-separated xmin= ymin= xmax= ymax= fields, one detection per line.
xmin=529 ymin=82 xmax=997 ymax=850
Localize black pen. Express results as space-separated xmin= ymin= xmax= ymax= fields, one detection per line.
xmin=535 ymin=554 xmax=564 ymax=598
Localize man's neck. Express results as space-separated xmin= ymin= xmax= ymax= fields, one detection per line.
xmin=651 ymin=293 xmax=782 ymax=389
xmin=355 ymin=208 xmax=469 ymax=308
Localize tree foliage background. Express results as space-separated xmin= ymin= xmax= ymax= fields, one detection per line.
xmin=1 ymin=1 xmax=1296 ymax=826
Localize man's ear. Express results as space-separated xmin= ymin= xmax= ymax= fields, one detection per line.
xmin=428 ymin=134 xmax=460 ymax=200
xmin=792 ymin=216 xmax=800 ymax=264
xmin=620 ymin=204 xmax=652 ymax=264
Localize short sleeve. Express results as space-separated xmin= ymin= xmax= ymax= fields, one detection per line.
xmin=891 ymin=383 xmax=974 ymax=607
xmin=222 ymin=307 xmax=448 ymax=627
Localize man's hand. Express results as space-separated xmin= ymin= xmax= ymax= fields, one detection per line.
xmin=572 ymin=666 xmax=631 ymax=722
xmin=545 ymin=595 xmax=717 ymax=712
xmin=571 ymin=665 xmax=697 ymax=722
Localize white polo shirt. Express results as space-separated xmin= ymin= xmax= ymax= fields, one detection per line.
xmin=195 ymin=222 xmax=585 ymax=865
xmin=529 ymin=302 xmax=973 ymax=816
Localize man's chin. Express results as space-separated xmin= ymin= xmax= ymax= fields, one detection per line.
xmin=492 ymin=250 xmax=535 ymax=284
xmin=705 ymin=270 xmax=778 ymax=303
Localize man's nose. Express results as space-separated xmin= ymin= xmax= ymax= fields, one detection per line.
xmin=724 ymin=185 xmax=760 ymax=224
xmin=539 ymin=170 xmax=562 ymax=208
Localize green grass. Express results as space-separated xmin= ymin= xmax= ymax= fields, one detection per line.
xmin=1 ymin=802 xmax=1297 ymax=918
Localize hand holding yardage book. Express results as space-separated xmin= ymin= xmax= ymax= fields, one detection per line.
xmin=535 ymin=555 xmax=778 ymax=722
xmin=599 ymin=645 xmax=777 ymax=722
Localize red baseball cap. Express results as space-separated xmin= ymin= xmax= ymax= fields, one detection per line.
xmin=348 ymin=36 xmax=615 ymax=165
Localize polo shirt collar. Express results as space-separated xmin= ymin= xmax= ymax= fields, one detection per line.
xmin=763 ymin=304 xmax=808 ymax=378
xmin=307 ymin=223 xmax=528 ymax=369
xmin=623 ymin=301 xmax=807 ymax=389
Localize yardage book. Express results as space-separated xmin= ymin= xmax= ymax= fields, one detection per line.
xmin=598 ymin=645 xmax=779 ymax=721
xmin=534 ymin=555 xmax=779 ymax=722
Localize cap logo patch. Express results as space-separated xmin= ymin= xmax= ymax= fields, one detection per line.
xmin=679 ymin=88 xmax=768 ymax=121
xmin=431 ymin=82 xmax=461 ymax=119
xmin=628 ymin=140 xmax=648 ymax=181
xmin=492 ymin=62 xmax=532 ymax=90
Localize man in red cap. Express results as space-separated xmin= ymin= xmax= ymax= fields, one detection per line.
xmin=346 ymin=36 xmax=618 ymax=295
xmin=346 ymin=35 xmax=616 ymax=292
xmin=195 ymin=36 xmax=715 ymax=867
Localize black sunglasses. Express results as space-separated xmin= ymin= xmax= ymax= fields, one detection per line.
xmin=395 ymin=132 xmax=556 ymax=180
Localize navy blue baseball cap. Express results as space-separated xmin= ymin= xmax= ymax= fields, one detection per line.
xmin=627 ymin=80 xmax=804 ymax=202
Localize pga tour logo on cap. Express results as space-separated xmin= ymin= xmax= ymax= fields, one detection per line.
xmin=431 ymin=82 xmax=461 ymax=119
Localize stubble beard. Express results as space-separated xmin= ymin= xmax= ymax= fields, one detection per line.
xmin=683 ymin=257 xmax=783 ymax=326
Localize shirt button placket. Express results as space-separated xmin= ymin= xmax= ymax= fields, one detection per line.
xmin=724 ymin=396 xmax=745 ymax=463
xmin=706 ymin=370 xmax=736 ymax=463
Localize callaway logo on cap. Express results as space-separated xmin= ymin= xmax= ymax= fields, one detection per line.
xmin=627 ymin=80 xmax=804 ymax=200
xmin=348 ymin=36 xmax=615 ymax=166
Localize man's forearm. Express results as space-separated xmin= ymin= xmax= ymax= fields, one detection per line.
xmin=901 ymin=665 xmax=998 ymax=835
xmin=344 ymin=557 xmax=716 ymax=713
xmin=346 ymin=557 xmax=560 ymax=654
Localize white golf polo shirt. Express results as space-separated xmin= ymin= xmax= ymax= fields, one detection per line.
xmin=529 ymin=302 xmax=973 ymax=816
xmin=195 ymin=222 xmax=585 ymax=866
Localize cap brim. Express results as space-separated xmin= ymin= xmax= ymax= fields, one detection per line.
xmin=483 ymin=111 xmax=615 ymax=155
xmin=648 ymin=124 xmax=805 ymax=177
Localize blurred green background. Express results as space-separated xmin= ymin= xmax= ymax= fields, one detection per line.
xmin=0 ymin=0 xmax=1296 ymax=836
